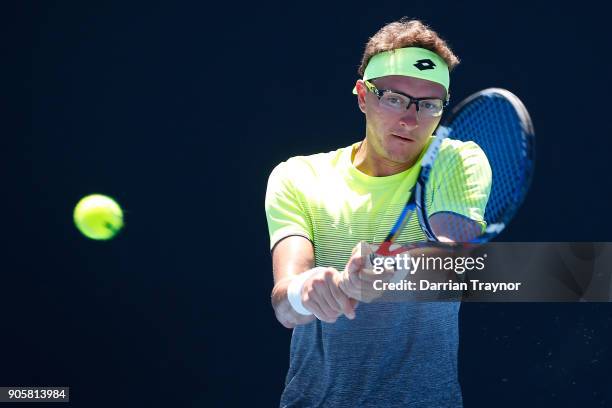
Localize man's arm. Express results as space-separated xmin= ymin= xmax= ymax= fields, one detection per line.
xmin=270 ymin=236 xmax=356 ymax=328
xmin=429 ymin=212 xmax=482 ymax=243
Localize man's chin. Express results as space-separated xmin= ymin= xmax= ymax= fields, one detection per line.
xmin=387 ymin=139 xmax=427 ymax=162
xmin=383 ymin=152 xmax=419 ymax=169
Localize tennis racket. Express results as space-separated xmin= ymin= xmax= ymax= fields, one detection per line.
xmin=375 ymin=88 xmax=535 ymax=257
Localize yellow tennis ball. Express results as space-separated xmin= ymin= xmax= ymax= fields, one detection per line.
xmin=73 ymin=194 xmax=124 ymax=240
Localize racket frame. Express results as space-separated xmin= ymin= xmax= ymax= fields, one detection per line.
xmin=377 ymin=88 xmax=535 ymax=256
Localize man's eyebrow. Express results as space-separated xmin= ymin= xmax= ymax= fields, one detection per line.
xmin=371 ymin=80 xmax=444 ymax=99
xmin=380 ymin=87 xmax=444 ymax=100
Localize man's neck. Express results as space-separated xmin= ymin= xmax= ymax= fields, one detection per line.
xmin=352 ymin=139 xmax=416 ymax=177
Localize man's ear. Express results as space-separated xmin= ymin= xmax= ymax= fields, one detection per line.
xmin=355 ymin=80 xmax=367 ymax=113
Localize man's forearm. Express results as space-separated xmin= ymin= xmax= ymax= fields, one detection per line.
xmin=271 ymin=277 xmax=316 ymax=329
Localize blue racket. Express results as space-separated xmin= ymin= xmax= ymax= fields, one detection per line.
xmin=376 ymin=88 xmax=535 ymax=256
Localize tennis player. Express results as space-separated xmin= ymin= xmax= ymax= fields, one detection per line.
xmin=266 ymin=18 xmax=491 ymax=407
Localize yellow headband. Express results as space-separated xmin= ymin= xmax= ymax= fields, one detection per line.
xmin=353 ymin=47 xmax=450 ymax=94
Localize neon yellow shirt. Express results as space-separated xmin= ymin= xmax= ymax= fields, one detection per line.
xmin=266 ymin=137 xmax=491 ymax=406
xmin=265 ymin=138 xmax=491 ymax=270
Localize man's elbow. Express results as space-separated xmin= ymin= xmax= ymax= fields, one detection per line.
xmin=277 ymin=314 xmax=296 ymax=329
xmin=271 ymin=292 xmax=296 ymax=329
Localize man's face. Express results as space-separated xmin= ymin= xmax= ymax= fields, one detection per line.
xmin=356 ymin=75 xmax=446 ymax=169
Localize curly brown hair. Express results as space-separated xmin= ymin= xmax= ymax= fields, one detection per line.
xmin=358 ymin=18 xmax=460 ymax=77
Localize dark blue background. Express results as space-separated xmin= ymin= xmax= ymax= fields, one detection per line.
xmin=6 ymin=1 xmax=612 ymax=406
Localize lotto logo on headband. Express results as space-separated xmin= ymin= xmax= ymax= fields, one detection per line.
xmin=413 ymin=59 xmax=436 ymax=71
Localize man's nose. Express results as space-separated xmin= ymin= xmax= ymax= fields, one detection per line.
xmin=398 ymin=104 xmax=418 ymax=128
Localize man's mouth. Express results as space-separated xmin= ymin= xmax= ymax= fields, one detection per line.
xmin=391 ymin=133 xmax=414 ymax=142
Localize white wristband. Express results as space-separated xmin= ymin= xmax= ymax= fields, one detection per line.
xmin=287 ymin=268 xmax=321 ymax=316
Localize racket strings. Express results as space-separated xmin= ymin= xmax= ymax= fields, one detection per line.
xmin=467 ymin=98 xmax=530 ymax=225
xmin=425 ymin=93 xmax=533 ymax=241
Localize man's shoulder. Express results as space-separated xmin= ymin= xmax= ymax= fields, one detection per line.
xmin=270 ymin=144 xmax=353 ymax=179
xmin=440 ymin=137 xmax=482 ymax=152
xmin=438 ymin=138 xmax=489 ymax=165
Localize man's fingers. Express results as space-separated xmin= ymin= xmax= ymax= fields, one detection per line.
xmin=348 ymin=267 xmax=364 ymax=290
xmin=316 ymin=282 xmax=342 ymax=317
xmin=329 ymin=274 xmax=355 ymax=319
xmin=304 ymin=296 xmax=337 ymax=323
xmin=348 ymin=241 xmax=373 ymax=273
xmin=305 ymin=269 xmax=342 ymax=322
xmin=340 ymin=242 xmax=397 ymax=304
xmin=347 ymin=254 xmax=364 ymax=275
xmin=360 ymin=265 xmax=396 ymax=283
xmin=319 ymin=270 xmax=346 ymax=314
xmin=338 ymin=269 xmax=359 ymax=299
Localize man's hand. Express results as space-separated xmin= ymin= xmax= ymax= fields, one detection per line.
xmin=301 ymin=267 xmax=358 ymax=323
xmin=339 ymin=241 xmax=396 ymax=303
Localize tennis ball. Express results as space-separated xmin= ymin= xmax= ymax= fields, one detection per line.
xmin=73 ymin=194 xmax=124 ymax=240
